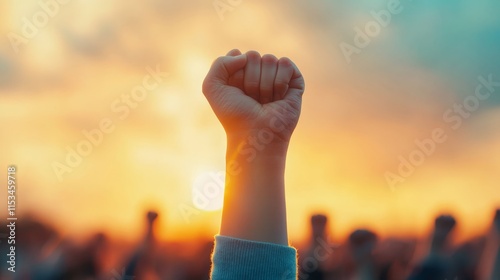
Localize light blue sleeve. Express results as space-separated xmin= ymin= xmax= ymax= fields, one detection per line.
xmin=210 ymin=235 xmax=297 ymax=280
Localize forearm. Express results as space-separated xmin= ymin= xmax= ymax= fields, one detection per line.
xmin=219 ymin=133 xmax=290 ymax=245
xmin=430 ymin=231 xmax=448 ymax=255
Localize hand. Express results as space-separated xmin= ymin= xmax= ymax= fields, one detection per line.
xmin=434 ymin=215 xmax=456 ymax=236
xmin=431 ymin=215 xmax=456 ymax=253
xmin=147 ymin=211 xmax=158 ymax=223
xmin=202 ymin=49 xmax=305 ymax=143
xmin=311 ymin=214 xmax=328 ymax=237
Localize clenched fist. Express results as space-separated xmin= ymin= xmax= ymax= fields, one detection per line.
xmin=202 ymin=49 xmax=305 ymax=143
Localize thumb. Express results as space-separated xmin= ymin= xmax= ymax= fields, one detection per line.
xmin=203 ymin=54 xmax=247 ymax=93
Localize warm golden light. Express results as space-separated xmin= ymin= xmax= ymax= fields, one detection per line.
xmin=192 ymin=171 xmax=226 ymax=212
xmin=0 ymin=0 xmax=498 ymax=246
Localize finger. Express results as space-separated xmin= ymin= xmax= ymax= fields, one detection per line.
xmin=244 ymin=50 xmax=262 ymax=101
xmin=228 ymin=68 xmax=244 ymax=89
xmin=288 ymin=60 xmax=305 ymax=91
xmin=273 ymin=57 xmax=294 ymax=101
xmin=226 ymin=49 xmax=242 ymax=56
xmin=227 ymin=50 xmax=245 ymax=89
xmin=283 ymin=60 xmax=305 ymax=104
xmin=202 ymin=54 xmax=247 ymax=96
xmin=259 ymin=54 xmax=278 ymax=104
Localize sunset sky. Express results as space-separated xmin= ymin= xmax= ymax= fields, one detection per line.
xmin=0 ymin=0 xmax=499 ymax=244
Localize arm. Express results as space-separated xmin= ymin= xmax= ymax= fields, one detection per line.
xmin=223 ymin=127 xmax=290 ymax=244
xmin=124 ymin=211 xmax=158 ymax=277
xmin=349 ymin=229 xmax=378 ymax=280
xmin=202 ymin=49 xmax=305 ymax=278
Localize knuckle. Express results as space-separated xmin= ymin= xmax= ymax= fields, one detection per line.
xmin=246 ymin=50 xmax=261 ymax=59
xmin=262 ymin=54 xmax=278 ymax=64
xmin=215 ymin=56 xmax=225 ymax=64
xmin=279 ymin=57 xmax=292 ymax=67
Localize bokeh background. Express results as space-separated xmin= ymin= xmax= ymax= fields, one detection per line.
xmin=0 ymin=0 xmax=499 ymax=277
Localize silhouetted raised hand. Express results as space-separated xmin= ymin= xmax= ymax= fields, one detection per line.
xmin=123 ymin=210 xmax=160 ymax=279
xmin=299 ymin=214 xmax=331 ymax=280
xmin=431 ymin=215 xmax=456 ymax=254
xmin=311 ymin=214 xmax=328 ymax=239
xmin=409 ymin=214 xmax=457 ymax=280
xmin=146 ymin=210 xmax=158 ymax=241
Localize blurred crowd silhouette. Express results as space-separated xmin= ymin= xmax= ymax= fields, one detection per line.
xmin=299 ymin=209 xmax=500 ymax=280
xmin=1 ymin=208 xmax=499 ymax=280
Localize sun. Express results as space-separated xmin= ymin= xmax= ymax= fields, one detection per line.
xmin=191 ymin=171 xmax=226 ymax=211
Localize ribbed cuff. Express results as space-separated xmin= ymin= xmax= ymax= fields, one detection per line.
xmin=210 ymin=235 xmax=297 ymax=280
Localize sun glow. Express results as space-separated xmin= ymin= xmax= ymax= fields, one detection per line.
xmin=192 ymin=171 xmax=226 ymax=211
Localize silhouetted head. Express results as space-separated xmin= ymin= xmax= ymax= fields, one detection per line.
xmin=349 ymin=229 xmax=377 ymax=246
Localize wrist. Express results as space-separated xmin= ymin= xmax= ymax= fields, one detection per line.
xmin=220 ymin=131 xmax=290 ymax=245
xmin=226 ymin=134 xmax=289 ymax=185
xmin=226 ymin=129 xmax=290 ymax=155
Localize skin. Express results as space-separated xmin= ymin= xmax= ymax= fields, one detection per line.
xmin=202 ymin=49 xmax=305 ymax=245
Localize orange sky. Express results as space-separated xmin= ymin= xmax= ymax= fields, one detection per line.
xmin=0 ymin=0 xmax=499 ymax=244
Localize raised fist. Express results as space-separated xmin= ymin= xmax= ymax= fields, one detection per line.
xmin=434 ymin=215 xmax=456 ymax=236
xmin=311 ymin=214 xmax=328 ymax=237
xmin=147 ymin=211 xmax=158 ymax=223
xmin=202 ymin=49 xmax=305 ymax=143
